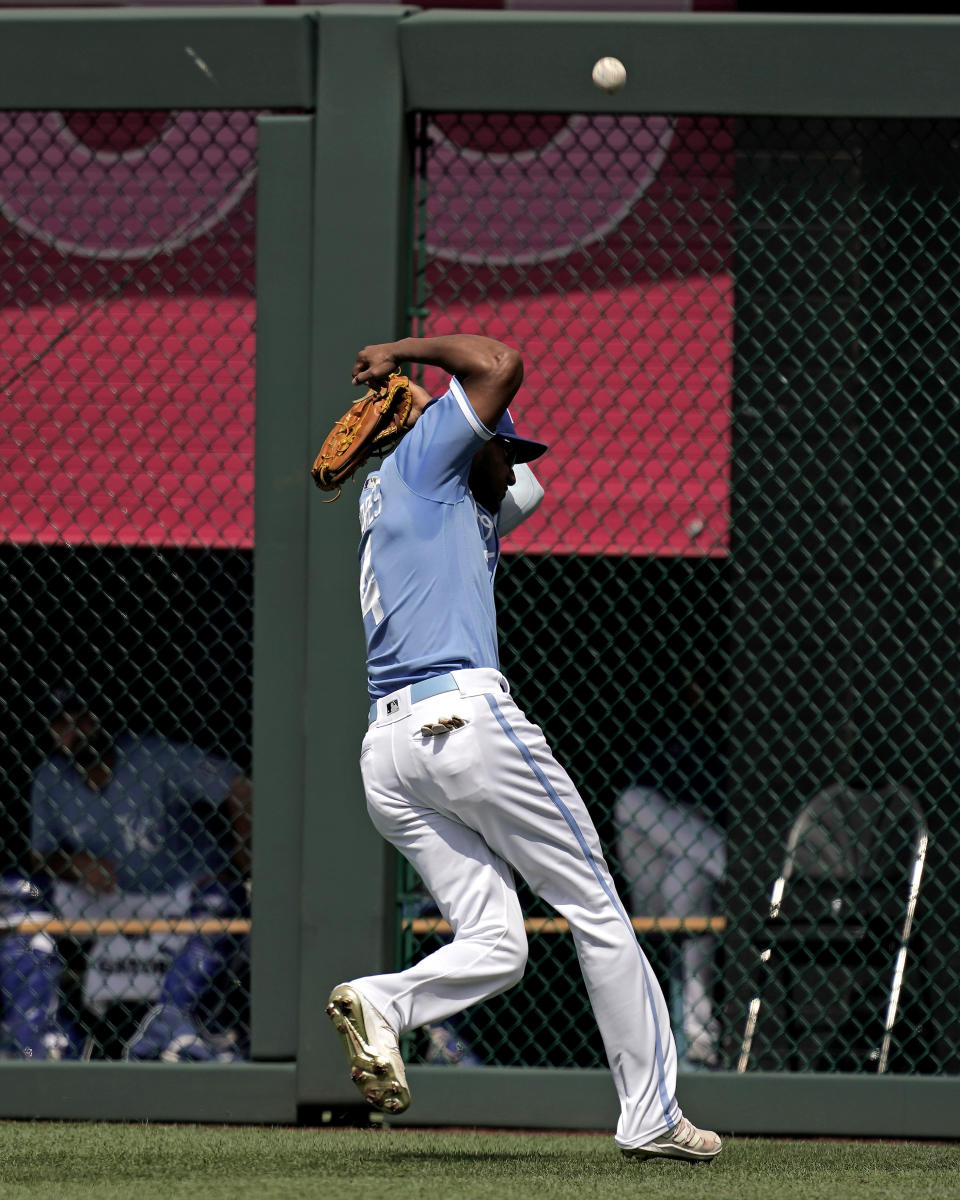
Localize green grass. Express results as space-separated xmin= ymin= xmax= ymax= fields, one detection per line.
xmin=0 ymin=1123 xmax=958 ymax=1200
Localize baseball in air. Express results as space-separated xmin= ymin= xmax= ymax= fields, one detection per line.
xmin=591 ymin=56 xmax=627 ymax=94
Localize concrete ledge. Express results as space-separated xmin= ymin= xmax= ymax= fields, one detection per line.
xmin=391 ymin=1067 xmax=960 ymax=1140
xmin=1 ymin=1061 xmax=958 ymax=1137
xmin=0 ymin=1061 xmax=297 ymax=1124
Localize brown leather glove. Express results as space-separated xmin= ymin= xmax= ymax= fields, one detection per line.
xmin=311 ymin=373 xmax=413 ymax=495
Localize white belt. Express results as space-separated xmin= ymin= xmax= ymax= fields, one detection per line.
xmin=368 ymin=669 xmax=508 ymax=725
xmin=368 ymin=672 xmax=459 ymax=725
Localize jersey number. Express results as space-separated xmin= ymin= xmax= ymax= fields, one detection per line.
xmin=360 ymin=539 xmax=384 ymax=625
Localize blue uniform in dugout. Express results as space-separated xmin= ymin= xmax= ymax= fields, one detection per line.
xmin=325 ymin=337 xmax=721 ymax=1163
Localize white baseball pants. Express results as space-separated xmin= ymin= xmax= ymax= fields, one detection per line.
xmin=351 ymin=667 xmax=681 ymax=1148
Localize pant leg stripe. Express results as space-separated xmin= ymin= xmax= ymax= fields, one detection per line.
xmin=483 ymin=693 xmax=673 ymax=1126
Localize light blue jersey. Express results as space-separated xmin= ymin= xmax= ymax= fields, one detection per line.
xmin=30 ymin=734 xmax=238 ymax=892
xmin=359 ymin=376 xmax=502 ymax=700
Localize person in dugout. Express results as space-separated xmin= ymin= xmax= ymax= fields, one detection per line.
xmin=0 ymin=685 xmax=250 ymax=1061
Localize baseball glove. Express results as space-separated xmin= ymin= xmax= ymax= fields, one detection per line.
xmin=311 ymin=373 xmax=413 ymax=495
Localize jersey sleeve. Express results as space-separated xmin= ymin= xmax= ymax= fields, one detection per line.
xmin=158 ymin=741 xmax=238 ymax=809
xmin=393 ymin=376 xmax=494 ymax=501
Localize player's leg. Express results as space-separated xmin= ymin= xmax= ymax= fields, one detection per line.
xmin=402 ymin=888 xmax=483 ymax=1066
xmin=450 ymin=689 xmax=719 ymax=1157
xmin=327 ymin=717 xmax=527 ymax=1113
xmin=327 ymin=808 xmax=525 ymax=1113
xmin=613 ymin=786 xmax=672 ymax=918
xmin=0 ymin=875 xmax=85 ymax=1060
xmin=0 ymin=929 xmax=73 ymax=1059
xmin=351 ymin=750 xmax=527 ymax=1035
xmin=615 ymin=788 xmax=725 ymax=1066
xmin=125 ymin=879 xmax=248 ymax=1062
xmin=660 ymin=814 xmax=725 ymax=1067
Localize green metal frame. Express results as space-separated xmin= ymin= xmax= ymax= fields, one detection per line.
xmin=401 ymin=11 xmax=960 ymax=116
xmin=0 ymin=7 xmax=315 ymax=111
xmin=0 ymin=5 xmax=959 ymax=1135
xmin=251 ymin=112 xmax=315 ymax=1064
xmin=298 ymin=6 xmax=413 ymax=1109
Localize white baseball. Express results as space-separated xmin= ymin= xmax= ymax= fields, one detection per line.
xmin=592 ymin=56 xmax=627 ymax=94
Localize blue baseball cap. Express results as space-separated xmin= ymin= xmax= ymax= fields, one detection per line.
xmin=493 ymin=409 xmax=548 ymax=464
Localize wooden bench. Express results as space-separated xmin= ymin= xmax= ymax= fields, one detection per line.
xmin=10 ymin=915 xmax=725 ymax=937
xmin=404 ymin=916 xmax=726 ymax=936
xmin=11 ymin=919 xmax=252 ymax=937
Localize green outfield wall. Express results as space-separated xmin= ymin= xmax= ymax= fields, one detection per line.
xmin=0 ymin=7 xmax=959 ymax=1138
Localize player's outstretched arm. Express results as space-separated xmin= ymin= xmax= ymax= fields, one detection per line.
xmin=352 ymin=335 xmax=523 ymax=432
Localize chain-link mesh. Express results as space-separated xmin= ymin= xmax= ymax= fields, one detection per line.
xmin=0 ymin=110 xmax=256 ymax=1062
xmin=398 ymin=111 xmax=960 ymax=1076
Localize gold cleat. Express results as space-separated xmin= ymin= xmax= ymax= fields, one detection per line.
xmin=326 ymin=984 xmax=411 ymax=1115
xmin=622 ymin=1116 xmax=722 ymax=1164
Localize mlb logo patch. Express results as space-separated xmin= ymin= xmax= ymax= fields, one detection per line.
xmin=386 ymin=699 xmax=399 ymax=714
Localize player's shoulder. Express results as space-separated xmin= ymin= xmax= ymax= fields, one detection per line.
xmin=393 ymin=377 xmax=490 ymax=497
xmin=435 ymin=375 xmax=490 ymax=437
xmin=143 ymin=736 xmax=234 ymax=785
xmin=127 ymin=732 xmax=201 ymax=773
xmin=405 ymin=376 xmax=488 ymax=445
xmin=123 ymin=731 xmax=165 ymax=758
xmin=30 ymin=756 xmax=71 ymax=795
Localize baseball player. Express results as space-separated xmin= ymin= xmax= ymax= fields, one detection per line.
xmin=1 ymin=689 xmax=250 ymax=1061
xmin=326 ymin=334 xmax=721 ymax=1163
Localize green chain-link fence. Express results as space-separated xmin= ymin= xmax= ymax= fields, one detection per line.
xmin=397 ymin=111 xmax=960 ymax=1077
xmin=0 ymin=109 xmax=256 ymax=1062
xmin=2 ymin=90 xmax=958 ymax=1094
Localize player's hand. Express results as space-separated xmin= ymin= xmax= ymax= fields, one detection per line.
xmin=404 ymin=380 xmax=433 ymax=430
xmin=71 ymin=852 xmax=117 ymax=894
xmin=352 ymin=344 xmax=401 ymax=388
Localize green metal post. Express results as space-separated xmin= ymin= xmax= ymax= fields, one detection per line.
xmin=297 ymin=6 xmax=413 ymax=1108
xmin=251 ymin=113 xmax=316 ymax=1061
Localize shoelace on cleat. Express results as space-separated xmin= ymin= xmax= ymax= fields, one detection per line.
xmin=669 ymin=1118 xmax=715 ymax=1151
